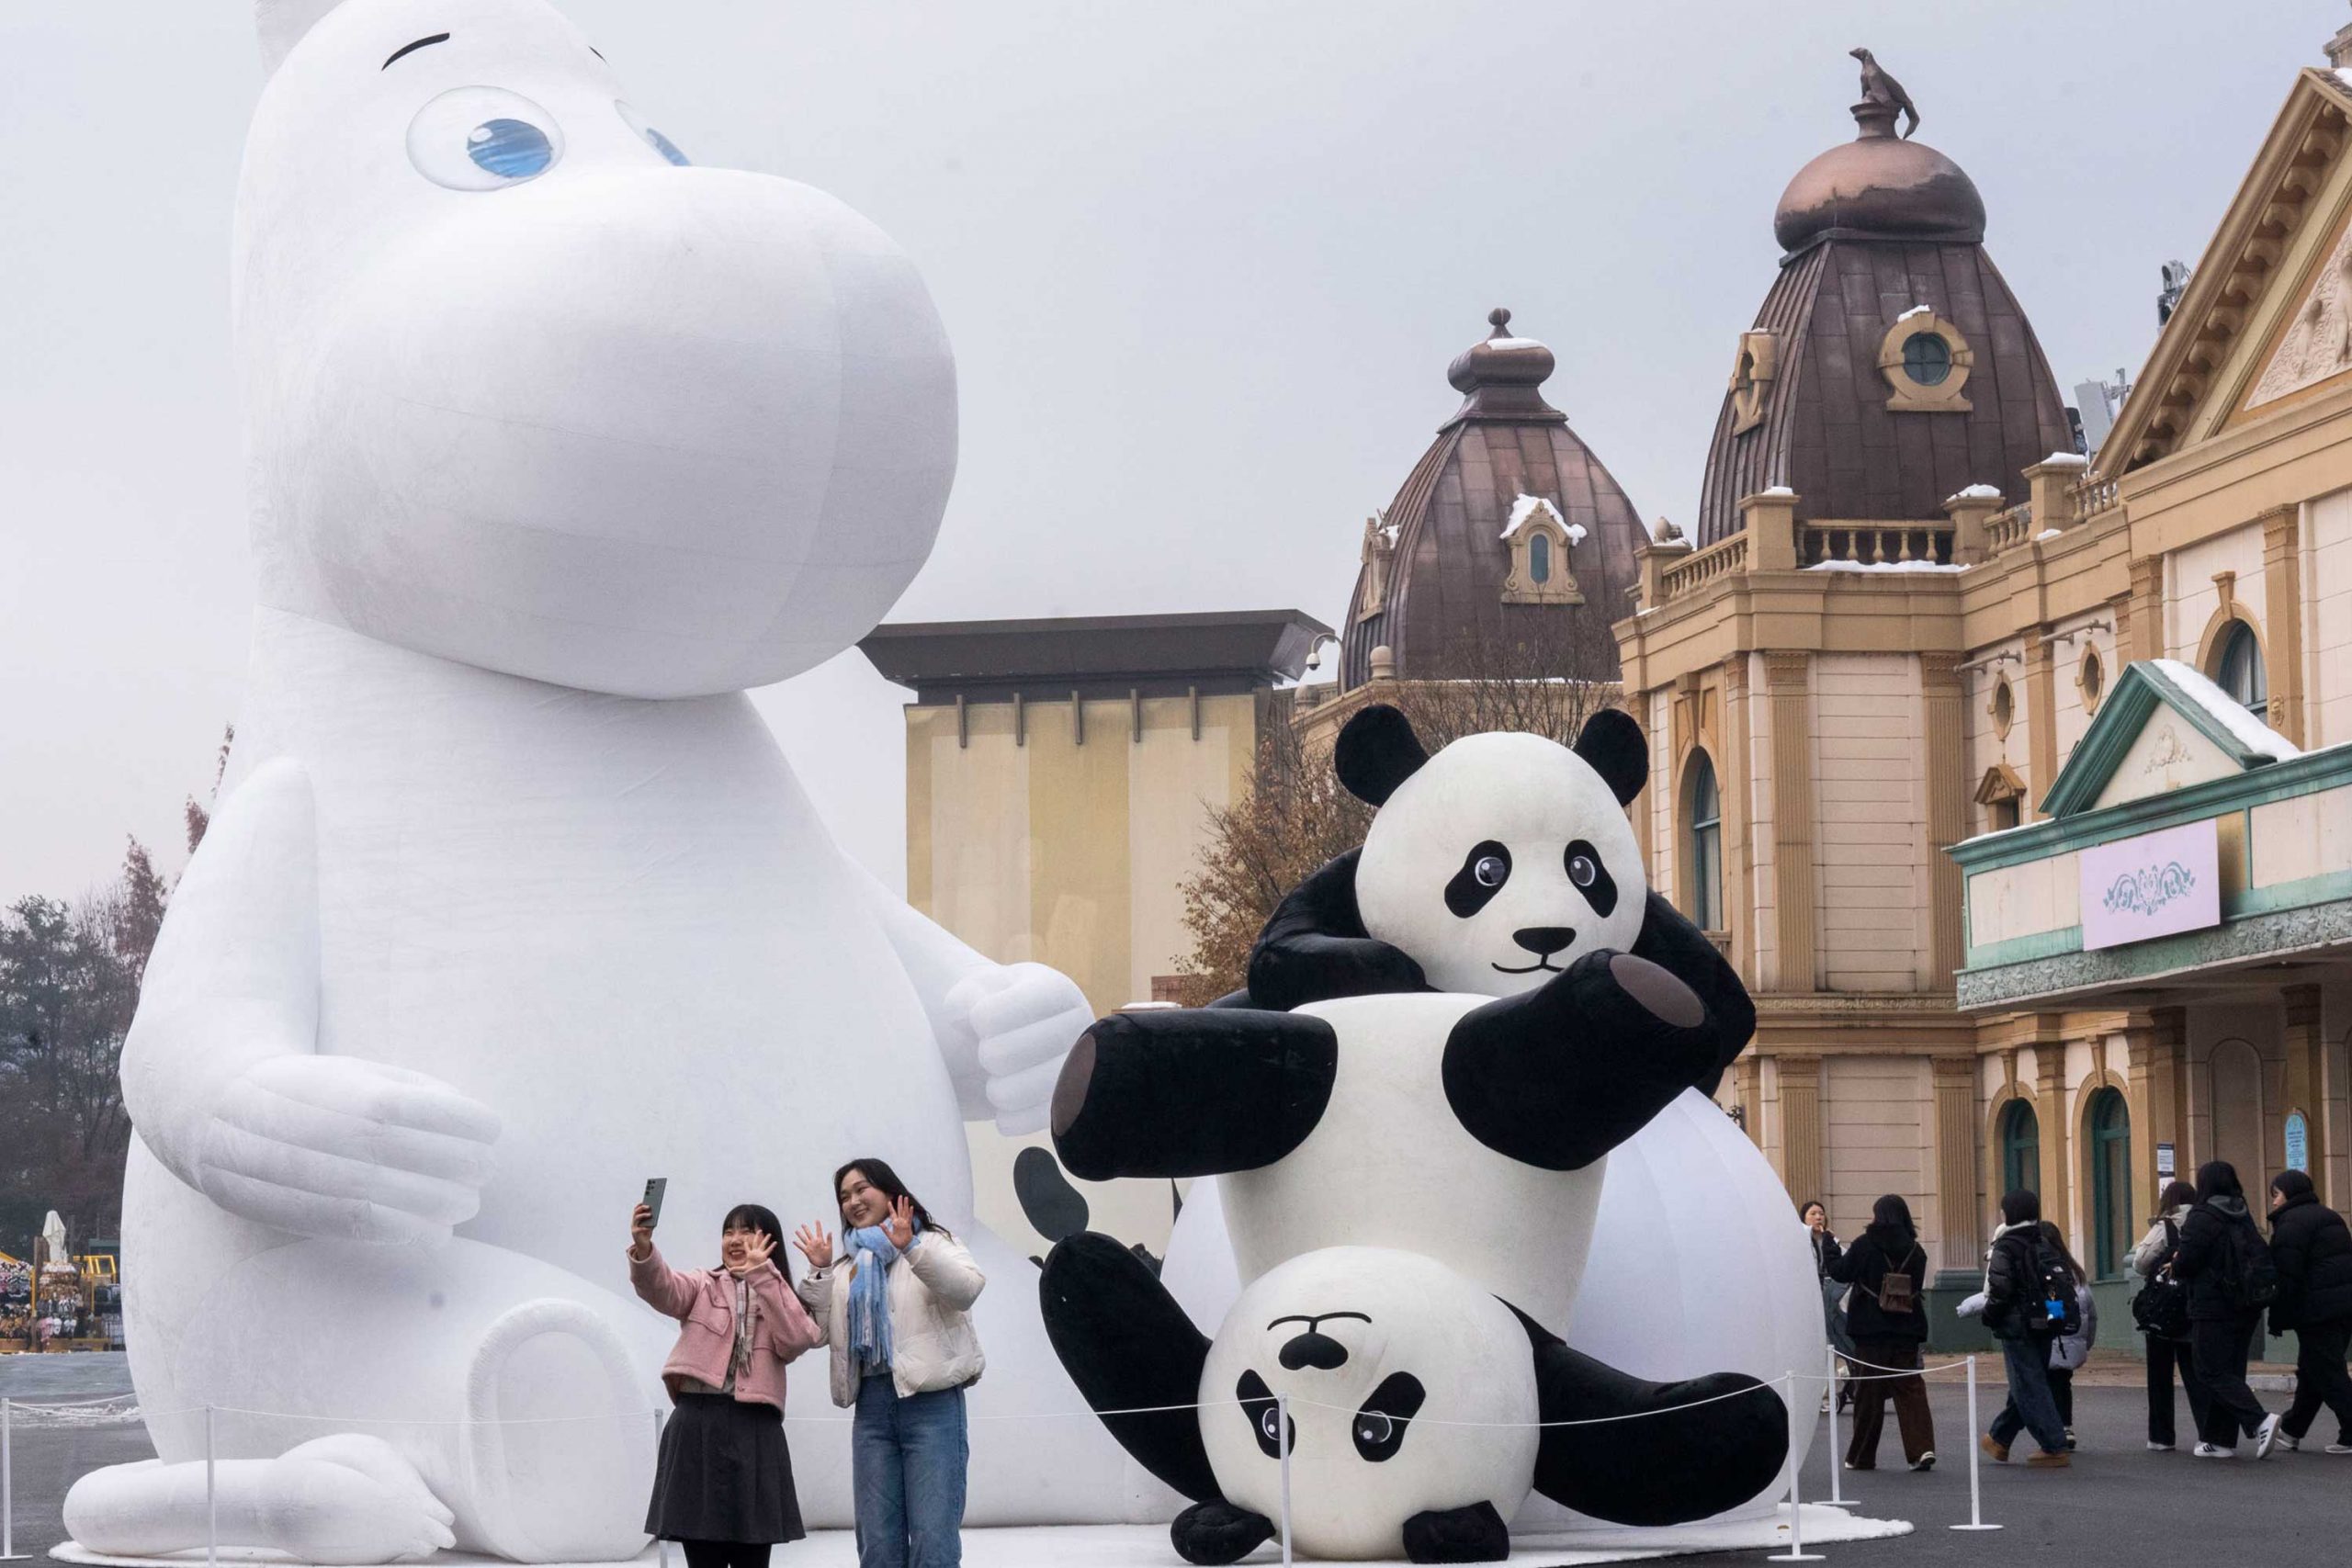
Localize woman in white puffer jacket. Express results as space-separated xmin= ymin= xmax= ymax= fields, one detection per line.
xmin=794 ymin=1159 xmax=985 ymax=1568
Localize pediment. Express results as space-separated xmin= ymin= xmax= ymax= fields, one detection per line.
xmin=2041 ymin=659 xmax=2300 ymax=818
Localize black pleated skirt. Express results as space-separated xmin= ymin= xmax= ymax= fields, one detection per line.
xmin=646 ymin=1393 xmax=805 ymax=1544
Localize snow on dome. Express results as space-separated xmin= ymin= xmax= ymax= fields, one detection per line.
xmin=1501 ymin=492 xmax=1566 ymax=539
xmin=1947 ymin=483 xmax=2005 ymax=502
xmin=2150 ymin=659 xmax=2303 ymax=761
xmin=1896 ymin=303 xmax=1932 ymax=321
xmin=1486 ymin=337 xmax=1546 ymax=351
xmin=1566 ymin=522 xmax=1588 ymax=547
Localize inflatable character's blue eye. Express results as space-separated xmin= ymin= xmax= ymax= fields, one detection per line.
xmin=408 ymin=87 xmax=566 ymax=191
xmin=469 ymin=118 xmax=554 ymax=178
xmin=616 ymin=102 xmax=692 ymax=166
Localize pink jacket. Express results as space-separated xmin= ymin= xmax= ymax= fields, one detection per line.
xmin=628 ymin=1244 xmax=823 ymax=1409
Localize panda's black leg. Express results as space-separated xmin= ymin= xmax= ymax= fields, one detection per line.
xmin=1442 ymin=946 xmax=1731 ymax=1171
xmin=1038 ymin=1230 xmax=1219 ymax=1502
xmin=1170 ymin=1500 xmax=1277 ymax=1566
xmin=1401 ymin=1501 xmax=1510 ymax=1563
xmin=1628 ymin=890 xmax=1758 ymax=1096
xmin=1051 ymin=1007 xmax=1339 ymax=1179
xmin=1512 ymin=1307 xmax=1789 ymax=1527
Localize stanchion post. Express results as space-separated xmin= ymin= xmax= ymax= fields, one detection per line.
xmin=1767 ymin=1373 xmax=1823 ymax=1562
xmin=1822 ymin=1347 xmax=1853 ymax=1507
xmin=2 ymin=1396 xmax=22 ymax=1562
xmin=1951 ymin=1353 xmax=2000 ymax=1532
xmin=205 ymin=1404 xmax=219 ymax=1568
xmin=1276 ymin=1394 xmax=1294 ymax=1568
xmin=654 ymin=1409 xmax=669 ymax=1568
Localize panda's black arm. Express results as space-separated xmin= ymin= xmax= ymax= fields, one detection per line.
xmin=1050 ymin=1008 xmax=1338 ymax=1180
xmin=1245 ymin=849 xmax=1428 ymax=1011
xmin=1629 ymin=889 xmax=1758 ymax=1097
xmin=1510 ymin=1306 xmax=1789 ymax=1528
xmin=1039 ymin=1231 xmax=1225 ymax=1505
xmin=1441 ymin=949 xmax=1726 ymax=1170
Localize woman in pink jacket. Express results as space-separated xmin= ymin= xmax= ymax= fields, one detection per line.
xmin=630 ymin=1201 xmax=825 ymax=1568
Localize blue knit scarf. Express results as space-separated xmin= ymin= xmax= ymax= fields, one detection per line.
xmin=846 ymin=1222 xmax=916 ymax=1371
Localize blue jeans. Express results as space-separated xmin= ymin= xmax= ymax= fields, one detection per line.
xmin=853 ymin=1376 xmax=967 ymax=1568
xmin=1987 ymin=1335 xmax=2067 ymax=1455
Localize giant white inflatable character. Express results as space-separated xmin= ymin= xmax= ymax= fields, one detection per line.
xmin=1042 ymin=707 xmax=1792 ymax=1562
xmin=64 ymin=1 xmax=1116 ymax=1560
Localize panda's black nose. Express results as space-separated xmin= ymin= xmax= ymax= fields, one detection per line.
xmin=1512 ymin=927 xmax=1576 ymax=956
xmin=1278 ymin=1331 xmax=1350 ymax=1371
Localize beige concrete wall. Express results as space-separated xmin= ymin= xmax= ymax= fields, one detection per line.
xmin=1965 ymin=636 xmax=2030 ymax=834
xmin=1810 ymin=654 xmax=1929 ymax=991
xmin=1124 ymin=694 xmax=1252 ymax=1003
xmin=1744 ymin=653 xmax=1781 ymax=988
xmin=1645 ymin=686 xmax=1678 ymax=919
xmin=2048 ymin=610 xmax=2119 ymax=774
xmin=1965 ymin=852 xmax=2083 ymax=949
xmin=909 ymin=705 xmax=1035 ymax=961
xmin=2251 ymin=783 xmax=2352 ymax=888
xmin=1821 ymin=1056 xmax=1933 ymax=1248
xmin=2312 ymin=487 xmax=2352 ymax=748
xmin=2165 ymin=522 xmax=2267 ymax=663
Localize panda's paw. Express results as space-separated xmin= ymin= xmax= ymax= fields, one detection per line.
xmin=1170 ymin=1499 xmax=1276 ymax=1565
xmin=1402 ymin=1501 xmax=1511 ymax=1563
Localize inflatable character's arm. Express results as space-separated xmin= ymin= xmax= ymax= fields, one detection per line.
xmin=1244 ymin=850 xmax=1428 ymax=1011
xmin=119 ymin=758 xmax=498 ymax=1243
xmin=1628 ymin=890 xmax=1757 ymax=1096
xmin=1051 ymin=1008 xmax=1338 ymax=1179
xmin=1441 ymin=951 xmax=1725 ymax=1170
xmin=846 ymin=854 xmax=1091 ymax=1135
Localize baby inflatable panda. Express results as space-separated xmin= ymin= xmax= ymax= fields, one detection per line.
xmin=1198 ymin=1247 xmax=1539 ymax=1565
xmin=1041 ymin=705 xmax=1788 ymax=1563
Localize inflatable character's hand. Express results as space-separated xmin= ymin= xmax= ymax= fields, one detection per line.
xmin=946 ymin=961 xmax=1092 ymax=1136
xmin=197 ymin=1055 xmax=501 ymax=1242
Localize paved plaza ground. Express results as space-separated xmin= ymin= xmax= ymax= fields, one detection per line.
xmin=9 ymin=1353 xmax=2352 ymax=1564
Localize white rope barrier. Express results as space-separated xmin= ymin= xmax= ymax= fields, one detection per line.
xmin=1951 ymin=1355 xmax=2001 ymax=1534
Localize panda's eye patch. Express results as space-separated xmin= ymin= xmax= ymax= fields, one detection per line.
xmin=1238 ymin=1370 xmax=1292 ymax=1459
xmin=1445 ymin=841 xmax=1513 ymax=918
xmin=1564 ymin=838 xmax=1618 ymax=917
xmin=1351 ymin=1371 xmax=1426 ymax=1461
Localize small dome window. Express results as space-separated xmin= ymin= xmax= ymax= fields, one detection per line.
xmin=1902 ymin=332 xmax=1952 ymax=387
xmin=1529 ymin=532 xmax=1552 ymax=584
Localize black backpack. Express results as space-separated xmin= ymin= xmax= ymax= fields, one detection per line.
xmin=2021 ymin=1234 xmax=2081 ymax=1338
xmin=2226 ymin=1216 xmax=2281 ymax=1310
xmin=2132 ymin=1220 xmax=2191 ymax=1339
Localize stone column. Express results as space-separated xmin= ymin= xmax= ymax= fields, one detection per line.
xmin=2036 ymin=1038 xmax=2072 ymax=1241
xmin=2128 ymin=556 xmax=2166 ymax=663
xmin=1779 ymin=1052 xmax=1825 ymax=1213
xmin=1932 ymin=1054 xmax=1984 ymax=1274
xmin=1763 ymin=651 xmax=1816 ymax=992
xmin=2023 ymin=628 xmax=2059 ymax=818
xmin=1734 ymin=1054 xmax=1765 ymax=1151
xmin=1723 ymin=655 xmax=1758 ymax=988
xmin=2262 ymin=505 xmax=2305 ymax=747
xmin=2285 ymin=986 xmax=2326 ymax=1200
xmin=1922 ymin=654 xmax=1966 ymax=985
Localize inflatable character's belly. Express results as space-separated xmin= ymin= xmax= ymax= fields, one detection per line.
xmin=1220 ymin=993 xmax=1606 ymax=1333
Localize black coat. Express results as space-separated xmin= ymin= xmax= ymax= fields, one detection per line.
xmin=1828 ymin=1224 xmax=1929 ymax=1344
xmin=1809 ymin=1230 xmax=1843 ymax=1280
xmin=2268 ymin=1191 xmax=2352 ymax=1331
xmin=1982 ymin=1223 xmax=2041 ymax=1340
xmin=2175 ymin=1196 xmax=2266 ymax=1323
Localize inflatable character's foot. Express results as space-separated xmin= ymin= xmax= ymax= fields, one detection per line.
xmin=1170 ymin=1499 xmax=1276 ymax=1565
xmin=462 ymin=1298 xmax=650 ymax=1561
xmin=1403 ymin=1501 xmax=1510 ymax=1563
xmin=1040 ymin=1230 xmax=1217 ymax=1500
xmin=64 ymin=1436 xmax=454 ymax=1565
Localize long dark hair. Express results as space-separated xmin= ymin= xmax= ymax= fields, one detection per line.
xmin=1998 ymin=1189 xmax=2041 ymax=1227
xmin=2039 ymin=1221 xmax=2086 ymax=1286
xmin=1868 ymin=1194 xmax=1917 ymax=1252
xmin=2158 ymin=1179 xmax=2198 ymax=1213
xmin=721 ymin=1202 xmax=791 ymax=1284
xmin=833 ymin=1158 xmax=951 ymax=1240
xmin=2197 ymin=1160 xmax=2244 ymax=1202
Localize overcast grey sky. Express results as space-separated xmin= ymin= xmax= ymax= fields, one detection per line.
xmin=2 ymin=0 xmax=2338 ymax=905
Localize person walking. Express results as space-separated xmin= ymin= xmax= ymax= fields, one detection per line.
xmin=794 ymin=1159 xmax=985 ymax=1568
xmin=630 ymin=1201 xmax=825 ymax=1568
xmin=1803 ymin=1200 xmax=1853 ymax=1414
xmin=2040 ymin=1222 xmax=2096 ymax=1450
xmin=2174 ymin=1160 xmax=2282 ymax=1459
xmin=1827 ymin=1194 xmax=1935 ymax=1471
xmin=2266 ymin=1168 xmax=2352 ymax=1454
xmin=1973 ymin=1190 xmax=2070 ymax=1468
xmin=2129 ymin=1179 xmax=2209 ymax=1450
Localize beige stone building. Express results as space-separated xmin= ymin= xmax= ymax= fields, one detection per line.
xmin=1610 ymin=44 xmax=2352 ymax=1331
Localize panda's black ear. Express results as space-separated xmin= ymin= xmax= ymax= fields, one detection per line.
xmin=1335 ymin=705 xmax=1428 ymax=806
xmin=1574 ymin=708 xmax=1648 ymax=806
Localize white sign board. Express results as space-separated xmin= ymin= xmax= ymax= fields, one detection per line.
xmin=2079 ymin=818 xmax=2222 ymax=952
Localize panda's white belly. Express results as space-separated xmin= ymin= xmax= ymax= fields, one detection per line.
xmin=1219 ymin=992 xmax=1606 ymax=1334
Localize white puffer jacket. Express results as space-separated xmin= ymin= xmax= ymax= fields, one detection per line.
xmin=796 ymin=1229 xmax=986 ymax=1407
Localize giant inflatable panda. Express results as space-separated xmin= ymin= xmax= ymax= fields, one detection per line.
xmin=1042 ymin=705 xmax=1789 ymax=1563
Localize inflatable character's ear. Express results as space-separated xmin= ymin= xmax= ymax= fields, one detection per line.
xmin=1335 ymin=705 xmax=1428 ymax=806
xmin=1573 ymin=708 xmax=1648 ymax=806
xmin=258 ymin=0 xmax=347 ymax=75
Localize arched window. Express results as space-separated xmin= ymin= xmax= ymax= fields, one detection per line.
xmin=1529 ymin=531 xmax=1552 ymax=584
xmin=1685 ymin=753 xmax=1723 ymax=931
xmin=1999 ymin=1100 xmax=2041 ymax=1201
xmin=2211 ymin=621 xmax=2267 ymax=721
xmin=2086 ymin=1089 xmax=2132 ymax=1279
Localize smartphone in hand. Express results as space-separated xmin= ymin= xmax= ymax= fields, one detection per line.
xmin=642 ymin=1178 xmax=668 ymax=1231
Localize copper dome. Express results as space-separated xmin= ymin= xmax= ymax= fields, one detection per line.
xmin=1773 ymin=99 xmax=1985 ymax=254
